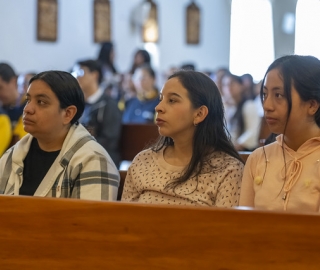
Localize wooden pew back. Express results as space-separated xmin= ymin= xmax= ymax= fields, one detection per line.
xmin=1 ymin=195 xmax=320 ymax=270
xmin=119 ymin=124 xmax=159 ymax=161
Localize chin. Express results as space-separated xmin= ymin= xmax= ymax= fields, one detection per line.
xmin=157 ymin=127 xmax=168 ymax=137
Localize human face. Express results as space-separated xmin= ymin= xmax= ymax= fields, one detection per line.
xmin=222 ymin=76 xmax=243 ymax=104
xmin=155 ymin=77 xmax=197 ymax=141
xmin=132 ymin=68 xmax=154 ymax=94
xmin=23 ymin=80 xmax=70 ymax=139
xmin=263 ymin=68 xmax=312 ymax=136
xmin=134 ymin=52 xmax=145 ymax=66
xmin=0 ymin=77 xmax=18 ymax=106
xmin=72 ymin=66 xmax=96 ymax=95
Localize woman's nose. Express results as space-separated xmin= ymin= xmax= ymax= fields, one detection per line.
xmin=155 ymin=100 xmax=163 ymax=113
xmin=23 ymin=101 xmax=34 ymax=114
xmin=263 ymin=95 xmax=273 ymax=112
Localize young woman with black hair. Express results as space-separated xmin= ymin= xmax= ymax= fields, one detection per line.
xmin=121 ymin=70 xmax=244 ymax=207
xmin=240 ymin=55 xmax=320 ymax=212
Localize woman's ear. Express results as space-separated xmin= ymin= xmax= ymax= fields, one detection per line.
xmin=308 ymin=99 xmax=320 ymax=116
xmin=63 ymin=105 xmax=77 ymax=125
xmin=193 ymin=105 xmax=208 ymax=126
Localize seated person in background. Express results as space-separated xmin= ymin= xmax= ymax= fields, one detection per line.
xmin=239 ymin=55 xmax=320 ymax=212
xmin=72 ymin=59 xmax=122 ymax=168
xmin=0 ymin=70 xmax=119 ymax=200
xmin=97 ymin=42 xmax=121 ymax=101
xmin=222 ymin=73 xmax=260 ymax=151
xmin=0 ymin=107 xmax=11 ymax=156
xmin=17 ymin=72 xmax=37 ymax=95
xmin=122 ymin=64 xmax=159 ymax=124
xmin=0 ymin=63 xmax=27 ymax=142
xmin=120 ymin=49 xmax=152 ymax=106
xmin=121 ymin=70 xmax=244 ymax=206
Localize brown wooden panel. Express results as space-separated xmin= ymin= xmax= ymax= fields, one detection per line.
xmin=119 ymin=124 xmax=159 ymax=161
xmin=1 ymin=195 xmax=320 ymax=269
xmin=238 ymin=151 xmax=251 ymax=163
xmin=117 ymin=170 xmax=127 ymax=200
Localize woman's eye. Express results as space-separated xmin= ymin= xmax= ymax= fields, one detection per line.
xmin=169 ymin=99 xmax=176 ymax=103
xmin=275 ymin=93 xmax=284 ymax=98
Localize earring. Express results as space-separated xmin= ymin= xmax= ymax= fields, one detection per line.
xmin=194 ymin=122 xmax=198 ymax=127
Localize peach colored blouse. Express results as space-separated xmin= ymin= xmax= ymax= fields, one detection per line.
xmin=240 ymin=135 xmax=320 ymax=212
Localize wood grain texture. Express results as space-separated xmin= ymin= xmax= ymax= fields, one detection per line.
xmin=119 ymin=124 xmax=159 ymax=161
xmin=1 ymin=195 xmax=320 ymax=269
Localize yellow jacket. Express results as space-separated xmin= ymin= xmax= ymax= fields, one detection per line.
xmin=0 ymin=113 xmax=12 ymax=156
xmin=13 ymin=116 xmax=28 ymax=140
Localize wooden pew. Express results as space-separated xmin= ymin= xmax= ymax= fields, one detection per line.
xmin=117 ymin=170 xmax=127 ymax=200
xmin=119 ymin=124 xmax=159 ymax=161
xmin=1 ymin=195 xmax=320 ymax=269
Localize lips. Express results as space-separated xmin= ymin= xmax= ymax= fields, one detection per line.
xmin=22 ymin=117 xmax=35 ymax=124
xmin=155 ymin=118 xmax=165 ymax=125
xmin=265 ymin=116 xmax=277 ymax=125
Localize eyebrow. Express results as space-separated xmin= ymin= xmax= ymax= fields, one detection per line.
xmin=26 ymin=93 xmax=51 ymax=100
xmin=160 ymin=92 xmax=182 ymax=98
xmin=263 ymin=86 xmax=283 ymax=91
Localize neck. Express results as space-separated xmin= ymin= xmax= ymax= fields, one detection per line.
xmin=284 ymin=124 xmax=320 ymax=151
xmin=36 ymin=127 xmax=70 ymax=152
xmin=164 ymin=135 xmax=194 ymax=166
xmin=84 ymin=84 xmax=99 ymax=101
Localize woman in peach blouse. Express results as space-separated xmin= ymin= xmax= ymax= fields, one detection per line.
xmin=240 ymin=55 xmax=320 ymax=212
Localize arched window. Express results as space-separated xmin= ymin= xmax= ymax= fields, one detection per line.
xmin=229 ymin=0 xmax=274 ymax=81
xmin=295 ymin=0 xmax=320 ymax=58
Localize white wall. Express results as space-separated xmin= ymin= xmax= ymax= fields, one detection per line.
xmin=0 ymin=0 xmax=231 ymax=81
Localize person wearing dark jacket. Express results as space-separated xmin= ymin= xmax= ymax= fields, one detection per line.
xmin=72 ymin=59 xmax=122 ymax=168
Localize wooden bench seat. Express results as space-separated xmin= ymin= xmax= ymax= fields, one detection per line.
xmin=1 ymin=195 xmax=320 ymax=269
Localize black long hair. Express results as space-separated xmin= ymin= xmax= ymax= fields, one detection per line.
xmin=97 ymin=42 xmax=117 ymax=74
xmin=152 ymin=70 xmax=243 ymax=191
xmin=130 ymin=49 xmax=151 ymax=74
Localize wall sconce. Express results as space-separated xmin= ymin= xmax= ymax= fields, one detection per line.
xmin=142 ymin=0 xmax=159 ymax=43
xmin=186 ymin=0 xmax=200 ymax=44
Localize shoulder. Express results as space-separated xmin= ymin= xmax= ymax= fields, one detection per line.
xmin=71 ymin=138 xmax=110 ymax=158
xmin=125 ymin=97 xmax=140 ymax=107
xmin=244 ymin=143 xmax=279 ymax=166
xmin=204 ymin=151 xmax=244 ymax=173
xmin=131 ymin=148 xmax=155 ymax=162
xmin=67 ymin=139 xmax=119 ymax=175
xmin=62 ymin=125 xmax=108 ymax=158
xmin=207 ymin=151 xmax=242 ymax=165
